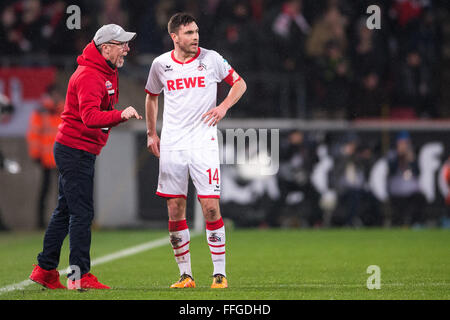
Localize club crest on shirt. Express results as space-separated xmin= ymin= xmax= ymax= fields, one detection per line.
xmin=105 ymin=81 xmax=113 ymax=89
xmin=197 ymin=62 xmax=207 ymax=71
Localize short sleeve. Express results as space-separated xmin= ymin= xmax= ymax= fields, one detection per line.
xmin=212 ymin=51 xmax=241 ymax=86
xmin=145 ymin=60 xmax=163 ymax=96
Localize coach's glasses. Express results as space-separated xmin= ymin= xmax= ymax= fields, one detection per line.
xmin=105 ymin=41 xmax=129 ymax=49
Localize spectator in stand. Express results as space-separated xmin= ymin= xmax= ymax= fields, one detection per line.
xmin=98 ymin=0 xmax=128 ymax=29
xmin=392 ymin=48 xmax=433 ymax=118
xmin=306 ymin=2 xmax=348 ymax=59
xmin=213 ymin=0 xmax=260 ymax=73
xmin=0 ymin=0 xmax=74 ymax=55
xmin=266 ymin=0 xmax=310 ymax=117
xmin=404 ymin=6 xmax=441 ymax=67
xmin=305 ymin=2 xmax=350 ymax=119
xmin=388 ymin=1 xmax=438 ymax=119
xmin=389 ymin=0 xmax=429 ymax=55
xmin=351 ymin=17 xmax=387 ymax=88
xmin=212 ymin=1 xmax=259 ymax=117
xmin=406 ymin=7 xmax=441 ymax=117
xmin=329 ymin=133 xmax=381 ymax=226
xmin=312 ymin=39 xmax=351 ymax=119
xmin=443 ymin=157 xmax=450 ymax=207
xmin=272 ymin=0 xmax=310 ymax=51
xmin=44 ymin=0 xmax=77 ymax=55
xmin=442 ymin=157 xmax=450 ymax=228
xmin=267 ymin=130 xmax=322 ymax=227
xmin=16 ymin=0 xmax=48 ymax=53
xmin=387 ymin=131 xmax=426 ymax=226
xmin=349 ymin=71 xmax=387 ymax=119
xmin=26 ymin=85 xmax=64 ymax=229
xmin=348 ymin=17 xmax=389 ymax=119
xmin=270 ymin=0 xmax=310 ymax=71
xmin=0 ymin=5 xmax=21 ymax=54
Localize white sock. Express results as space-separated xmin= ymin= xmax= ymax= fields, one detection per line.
xmin=206 ymin=218 xmax=226 ymax=277
xmin=169 ymin=220 xmax=192 ymax=277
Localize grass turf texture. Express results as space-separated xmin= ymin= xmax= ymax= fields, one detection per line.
xmin=0 ymin=228 xmax=449 ymax=300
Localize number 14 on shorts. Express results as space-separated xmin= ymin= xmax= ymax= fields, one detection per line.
xmin=207 ymin=168 xmax=219 ymax=185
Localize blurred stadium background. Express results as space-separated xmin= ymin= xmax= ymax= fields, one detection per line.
xmin=1 ymin=0 xmax=450 ymax=232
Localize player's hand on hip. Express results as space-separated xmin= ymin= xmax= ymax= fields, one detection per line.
xmin=121 ymin=106 xmax=143 ymax=120
xmin=147 ymin=134 xmax=160 ymax=158
xmin=202 ymin=106 xmax=227 ymax=127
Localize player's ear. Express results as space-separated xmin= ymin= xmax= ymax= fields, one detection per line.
xmin=170 ymin=32 xmax=178 ymax=43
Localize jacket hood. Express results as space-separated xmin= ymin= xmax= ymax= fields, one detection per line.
xmin=76 ymin=41 xmax=116 ymax=76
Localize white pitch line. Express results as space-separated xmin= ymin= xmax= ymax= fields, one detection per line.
xmin=0 ymin=232 xmax=200 ymax=295
xmin=0 ymin=280 xmax=34 ymax=294
xmin=240 ymin=283 xmax=450 ymax=288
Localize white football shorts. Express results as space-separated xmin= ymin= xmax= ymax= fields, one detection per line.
xmin=156 ymin=148 xmax=221 ymax=199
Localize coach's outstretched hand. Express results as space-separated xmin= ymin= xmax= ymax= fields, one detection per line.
xmin=147 ymin=133 xmax=160 ymax=158
xmin=121 ymin=106 xmax=143 ymax=120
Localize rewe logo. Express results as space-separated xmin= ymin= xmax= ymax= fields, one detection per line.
xmin=167 ymin=77 xmax=206 ymax=91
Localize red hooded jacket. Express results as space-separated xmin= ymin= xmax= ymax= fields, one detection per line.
xmin=55 ymin=41 xmax=125 ymax=155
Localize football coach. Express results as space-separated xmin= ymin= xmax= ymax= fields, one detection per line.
xmin=29 ymin=24 xmax=142 ymax=290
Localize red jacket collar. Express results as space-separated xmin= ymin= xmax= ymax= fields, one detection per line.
xmin=76 ymin=41 xmax=116 ymax=75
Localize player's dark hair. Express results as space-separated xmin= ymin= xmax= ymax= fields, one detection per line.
xmin=168 ymin=12 xmax=197 ymax=34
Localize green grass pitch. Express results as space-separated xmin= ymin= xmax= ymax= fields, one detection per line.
xmin=0 ymin=228 xmax=449 ymax=300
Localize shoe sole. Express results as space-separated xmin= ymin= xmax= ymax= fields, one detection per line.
xmin=29 ymin=277 xmax=66 ymax=290
xmin=170 ymin=281 xmax=196 ymax=288
xmin=67 ymin=285 xmax=89 ymax=291
xmin=170 ymin=285 xmax=196 ymax=288
xmin=67 ymin=283 xmax=109 ymax=290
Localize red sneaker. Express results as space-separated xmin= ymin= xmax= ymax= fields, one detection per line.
xmin=29 ymin=264 xmax=66 ymax=289
xmin=67 ymin=273 xmax=110 ymax=290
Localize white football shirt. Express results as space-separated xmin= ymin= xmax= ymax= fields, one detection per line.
xmin=145 ymin=47 xmax=240 ymax=151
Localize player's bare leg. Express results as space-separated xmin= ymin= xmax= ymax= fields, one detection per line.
xmin=199 ymin=198 xmax=228 ymax=288
xmin=167 ymin=197 xmax=187 ymax=221
xmin=167 ymin=197 xmax=195 ymax=288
